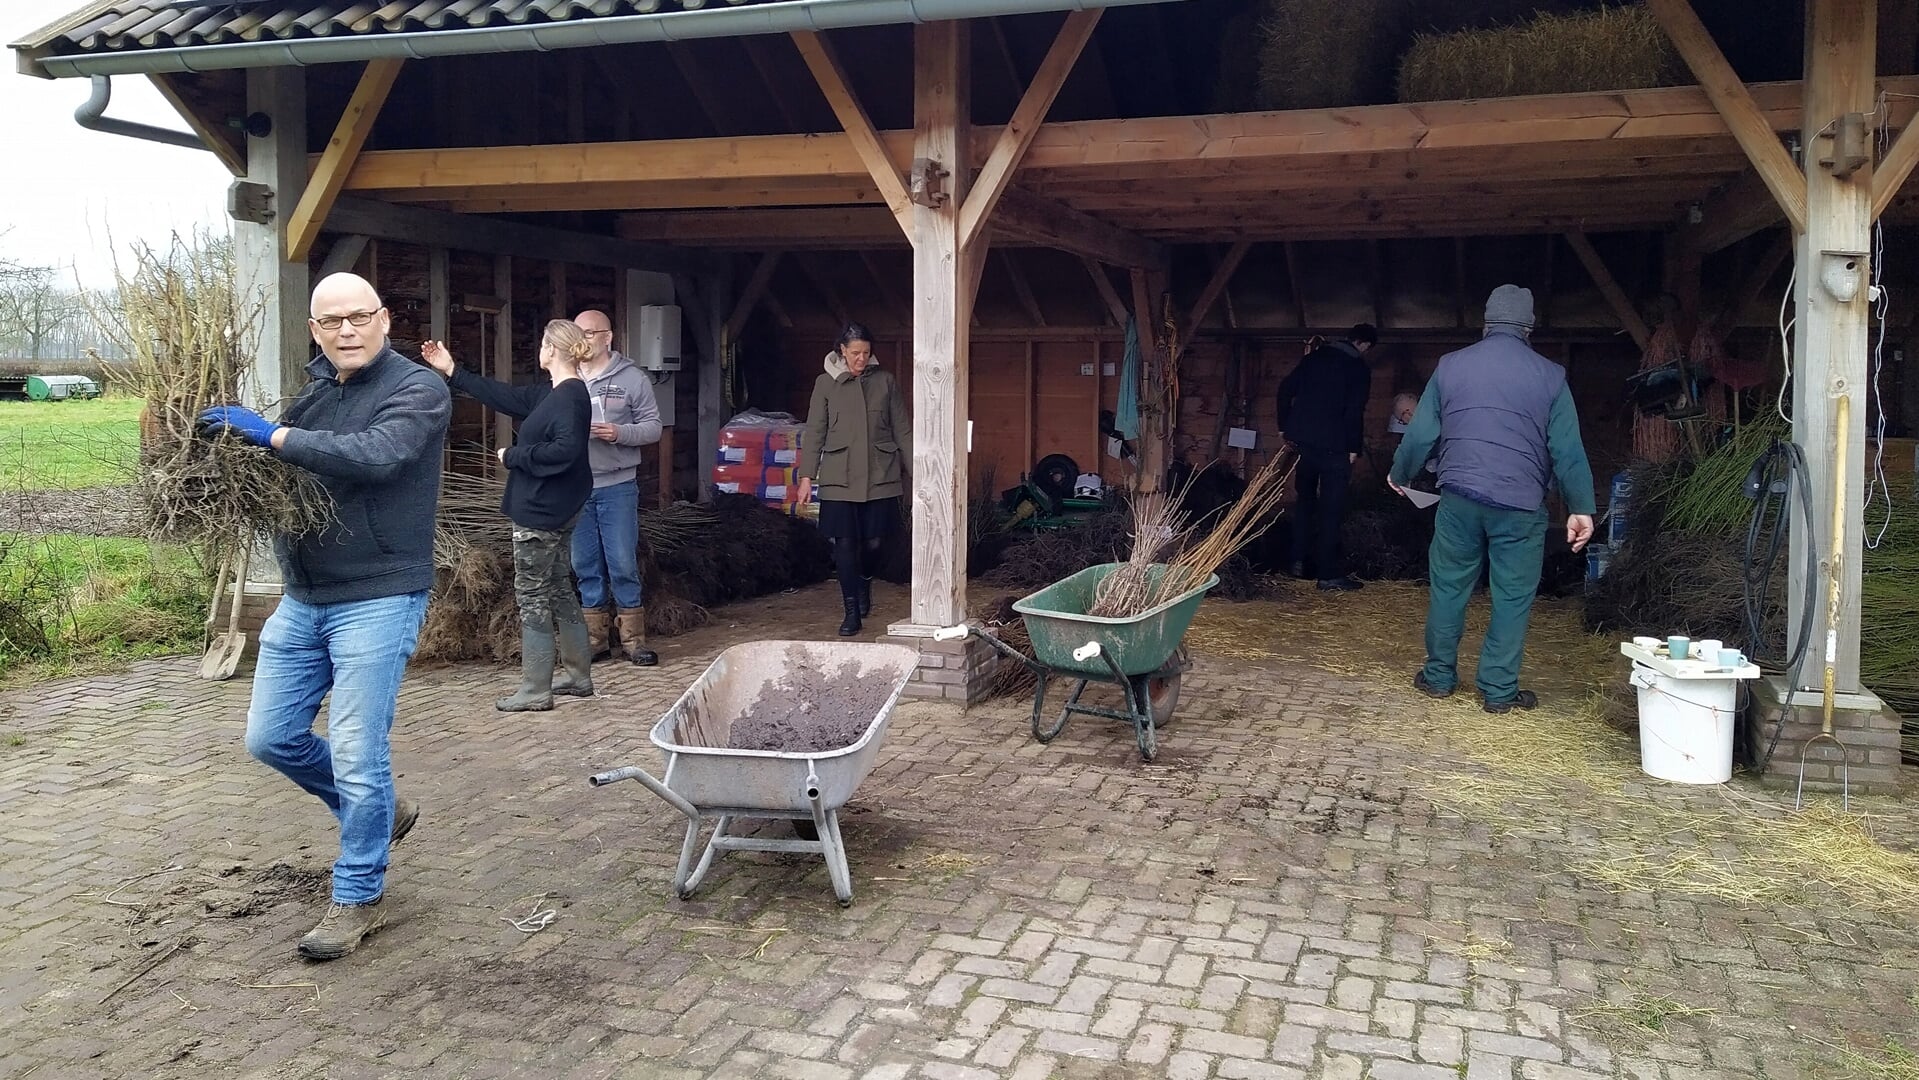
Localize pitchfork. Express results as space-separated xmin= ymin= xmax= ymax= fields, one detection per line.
xmin=1796 ymin=394 xmax=1852 ymax=811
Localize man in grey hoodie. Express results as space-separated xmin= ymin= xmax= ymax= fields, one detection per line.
xmin=198 ymin=272 xmax=450 ymax=960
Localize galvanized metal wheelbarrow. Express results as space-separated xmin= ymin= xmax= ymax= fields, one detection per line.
xmin=941 ymin=562 xmax=1216 ymax=762
xmin=589 ymin=640 xmax=918 ymax=907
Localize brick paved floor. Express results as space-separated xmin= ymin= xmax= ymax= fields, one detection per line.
xmin=2 ymin=582 xmax=1915 ymax=1080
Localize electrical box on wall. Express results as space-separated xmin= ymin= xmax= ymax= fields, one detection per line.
xmin=636 ymin=305 xmax=682 ymax=371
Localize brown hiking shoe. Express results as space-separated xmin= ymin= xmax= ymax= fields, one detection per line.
xmin=391 ymin=797 xmax=420 ymax=846
xmin=298 ymin=898 xmax=388 ymax=960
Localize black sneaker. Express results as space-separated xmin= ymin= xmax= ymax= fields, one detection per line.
xmin=1317 ymin=576 xmax=1364 ymax=591
xmin=1414 ymin=672 xmax=1454 ymax=699
xmin=1482 ymin=689 xmax=1539 ymax=714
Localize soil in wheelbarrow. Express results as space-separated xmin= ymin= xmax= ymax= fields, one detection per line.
xmin=723 ymin=645 xmax=894 ymax=754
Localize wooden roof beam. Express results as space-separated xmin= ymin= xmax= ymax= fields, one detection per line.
xmin=1647 ymin=0 xmax=1808 ymax=233
xmin=1283 ymin=242 xmax=1309 ymax=328
xmin=1873 ymin=114 xmax=1919 ymax=218
xmin=148 ymin=73 xmax=243 ymax=176
xmin=1000 ymin=250 xmax=1047 ymax=326
xmin=1564 ymin=231 xmax=1652 ymax=350
xmin=795 ymin=254 xmax=853 ymax=329
xmin=287 ymin=58 xmax=404 ymax=263
xmin=1682 ymin=169 xmax=1784 ymax=252
xmin=1188 ymin=238 xmax=1251 ymax=333
xmin=993 ymin=186 xmax=1164 ymax=269
xmin=789 ymin=30 xmax=912 ymax=231
xmin=859 ymin=251 xmax=909 ymax=328
xmin=958 ymin=10 xmax=1102 ymax=253
xmin=725 ymin=251 xmax=782 ymax=338
xmin=326 ymin=195 xmax=716 ymax=275
xmin=1081 ymin=257 xmax=1131 ymax=327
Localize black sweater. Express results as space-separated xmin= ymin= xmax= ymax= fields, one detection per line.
xmin=1275 ymin=340 xmax=1371 ymax=455
xmin=458 ymin=371 xmax=592 ymax=531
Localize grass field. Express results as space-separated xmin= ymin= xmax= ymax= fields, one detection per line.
xmin=0 ymin=396 xmax=142 ymax=490
xmin=0 ymin=532 xmax=207 ymax=683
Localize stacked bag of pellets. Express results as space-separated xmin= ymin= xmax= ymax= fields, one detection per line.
xmin=714 ymin=410 xmax=818 ymax=517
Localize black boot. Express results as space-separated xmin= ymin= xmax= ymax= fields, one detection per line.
xmin=838 ymin=593 xmax=862 ymax=637
xmin=858 ymin=576 xmax=872 ymax=617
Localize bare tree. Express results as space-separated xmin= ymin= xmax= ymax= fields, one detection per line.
xmin=0 ymin=266 xmax=88 ymax=360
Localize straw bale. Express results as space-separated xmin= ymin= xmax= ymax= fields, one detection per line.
xmin=1256 ymin=0 xmax=1407 ymax=110
xmin=1397 ymin=5 xmax=1680 ymax=104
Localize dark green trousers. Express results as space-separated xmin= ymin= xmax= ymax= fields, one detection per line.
xmin=1420 ymin=493 xmax=1547 ymax=703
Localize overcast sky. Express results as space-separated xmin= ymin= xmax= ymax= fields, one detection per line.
xmin=2 ymin=2 xmax=231 ymax=286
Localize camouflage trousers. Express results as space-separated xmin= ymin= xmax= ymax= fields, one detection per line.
xmin=512 ymin=524 xmax=584 ymax=631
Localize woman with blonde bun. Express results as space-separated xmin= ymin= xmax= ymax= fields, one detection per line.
xmin=423 ymin=320 xmax=595 ymax=711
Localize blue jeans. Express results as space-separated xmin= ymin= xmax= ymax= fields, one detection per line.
xmin=572 ymin=479 xmax=642 ymax=610
xmin=244 ymin=590 xmax=429 ymax=905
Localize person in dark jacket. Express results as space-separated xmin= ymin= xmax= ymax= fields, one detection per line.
xmin=1277 ymin=324 xmax=1377 ymax=590
xmin=1389 ymin=286 xmax=1596 ymax=713
xmin=796 ymin=323 xmax=913 ymax=637
xmin=423 ymin=321 xmax=596 ymax=712
xmin=197 ymin=272 xmax=450 ymax=961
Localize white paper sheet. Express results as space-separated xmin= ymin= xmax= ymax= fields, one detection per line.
xmin=1402 ymin=487 xmax=1441 ymax=509
xmin=1226 ymin=427 xmax=1257 ymax=450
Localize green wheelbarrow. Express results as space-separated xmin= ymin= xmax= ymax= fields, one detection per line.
xmin=940 ymin=563 xmax=1216 ymax=762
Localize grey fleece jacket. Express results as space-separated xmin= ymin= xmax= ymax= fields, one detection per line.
xmin=582 ymin=351 xmax=663 ymax=489
xmin=274 ymin=346 xmax=451 ymax=604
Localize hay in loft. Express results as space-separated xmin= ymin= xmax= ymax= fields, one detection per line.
xmin=1255 ymin=0 xmax=1407 ymax=110
xmin=1397 ymin=5 xmax=1680 ymax=104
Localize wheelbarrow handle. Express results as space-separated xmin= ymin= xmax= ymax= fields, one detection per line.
xmin=1073 ymin=641 xmax=1103 ymax=663
xmin=933 ymin=624 xmax=971 ymax=642
xmin=588 ymin=766 xmax=700 ymax=822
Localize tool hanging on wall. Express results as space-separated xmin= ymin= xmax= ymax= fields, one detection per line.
xmin=1796 ymin=393 xmax=1854 ymax=810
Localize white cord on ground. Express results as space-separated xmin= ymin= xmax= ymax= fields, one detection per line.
xmin=501 ymin=895 xmax=558 ymax=933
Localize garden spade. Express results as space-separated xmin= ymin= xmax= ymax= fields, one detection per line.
xmin=199 ymin=546 xmax=250 ymax=681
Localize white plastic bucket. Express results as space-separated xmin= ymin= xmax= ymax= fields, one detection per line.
xmin=1629 ymin=663 xmax=1736 ymax=784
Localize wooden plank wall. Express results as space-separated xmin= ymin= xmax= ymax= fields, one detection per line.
xmin=777 ymin=331 xmax=1649 ymax=508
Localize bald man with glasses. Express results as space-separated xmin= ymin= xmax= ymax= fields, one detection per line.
xmin=199 ymin=272 xmax=451 ymax=960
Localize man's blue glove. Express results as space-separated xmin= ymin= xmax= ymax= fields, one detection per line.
xmin=198 ymin=405 xmax=281 ymax=448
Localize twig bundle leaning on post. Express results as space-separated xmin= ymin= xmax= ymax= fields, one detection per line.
xmin=87 ymin=233 xmax=333 ymax=566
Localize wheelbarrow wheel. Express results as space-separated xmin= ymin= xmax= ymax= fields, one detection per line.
xmin=1140 ymin=647 xmax=1186 ymax=730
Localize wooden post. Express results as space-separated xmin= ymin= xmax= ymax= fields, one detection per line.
xmin=697 ymin=268 xmax=732 ymax=503
xmin=492 ymin=256 xmax=513 ymax=472
xmin=904 ymin=20 xmax=973 ymax=630
xmin=1792 ymin=0 xmax=1876 ymax=693
xmin=235 ymin=66 xmax=309 ymax=418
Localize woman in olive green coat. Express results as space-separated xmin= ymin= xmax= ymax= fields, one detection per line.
xmin=796 ymin=324 xmax=913 ymax=636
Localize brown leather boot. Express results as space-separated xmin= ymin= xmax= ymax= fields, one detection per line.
xmin=583 ymin=608 xmax=612 ymax=661
xmin=616 ymin=607 xmax=658 ymax=667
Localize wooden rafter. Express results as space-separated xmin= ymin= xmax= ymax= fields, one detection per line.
xmin=957 ymin=10 xmax=1103 ymax=253
xmin=1081 ymin=257 xmax=1131 ymax=327
xmin=725 ymin=251 xmax=783 ymax=338
xmin=1646 ymin=0 xmax=1808 ymax=233
xmin=989 ymin=16 xmax=1026 ymax=97
xmin=317 ymin=234 xmax=369 ymax=278
xmin=1873 ymin=116 xmax=1919 ymax=218
xmin=789 ymin=30 xmax=912 ymax=229
xmin=1564 ymin=232 xmax=1652 ymax=350
xmin=148 ymin=73 xmax=244 ymax=176
xmin=326 ymin=196 xmax=715 ymax=275
xmin=741 ymin=36 xmax=808 ymax=132
xmin=993 ymin=186 xmax=1163 ymax=269
xmin=287 ymin=58 xmax=404 ymax=262
xmin=1686 ymin=169 xmax=1785 ymax=252
xmin=1283 ymin=242 xmax=1309 ymax=329
xmin=1000 ymin=250 xmax=1047 ymax=326
xmin=1711 ymin=230 xmax=1793 ymax=334
xmin=668 ymin=41 xmax=743 ymax=137
xmin=795 ymin=254 xmax=853 ymax=328
xmin=1188 ymin=239 xmax=1251 ymax=332
xmin=859 ymin=251 xmax=909 ymax=327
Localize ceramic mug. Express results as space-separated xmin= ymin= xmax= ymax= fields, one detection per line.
xmin=1696 ymin=639 xmax=1723 ymax=661
xmin=1718 ymin=647 xmax=1747 ymax=667
xmin=1667 ymin=635 xmax=1691 ymax=660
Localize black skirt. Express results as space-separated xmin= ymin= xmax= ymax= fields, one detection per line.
xmin=817 ymin=496 xmax=901 ymax=541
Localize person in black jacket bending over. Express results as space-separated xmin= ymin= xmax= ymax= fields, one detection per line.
xmin=423 ymin=321 xmax=595 ymax=712
xmin=1277 ymin=323 xmax=1377 ymax=591
xmin=198 ymin=272 xmax=450 ymax=961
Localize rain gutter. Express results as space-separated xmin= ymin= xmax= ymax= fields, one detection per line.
xmin=26 ymin=0 xmax=1166 ymax=78
xmin=73 ymin=73 xmax=204 ymax=149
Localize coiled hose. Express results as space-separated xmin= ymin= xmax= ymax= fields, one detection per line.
xmin=1742 ymin=438 xmax=1819 ymax=770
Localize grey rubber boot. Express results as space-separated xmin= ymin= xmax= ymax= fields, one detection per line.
xmin=496 ymin=623 xmax=557 ymax=712
xmin=550 ymin=615 xmax=596 ymax=698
